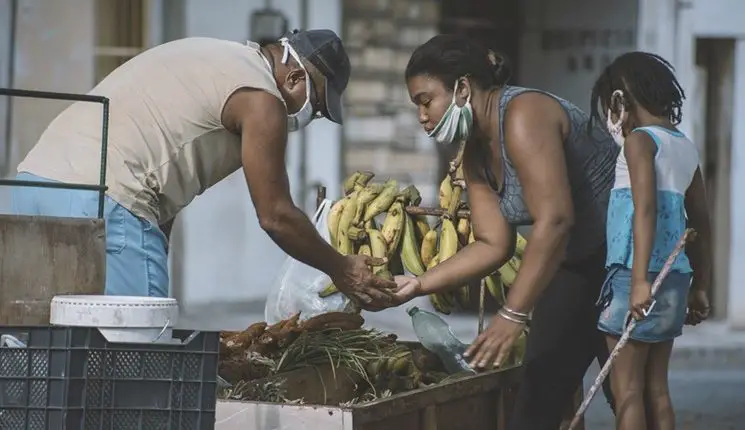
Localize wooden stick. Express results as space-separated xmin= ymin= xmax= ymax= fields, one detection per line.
xmin=316 ymin=186 xmax=327 ymax=210
xmin=478 ymin=279 xmax=486 ymax=335
xmin=404 ymin=206 xmax=471 ymax=218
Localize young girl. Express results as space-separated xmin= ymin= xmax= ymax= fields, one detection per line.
xmin=590 ymin=52 xmax=713 ymax=430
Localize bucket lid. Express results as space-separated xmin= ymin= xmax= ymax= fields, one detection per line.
xmin=50 ymin=295 xmax=179 ymax=328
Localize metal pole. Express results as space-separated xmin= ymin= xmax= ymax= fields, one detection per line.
xmin=0 ymin=88 xmax=110 ymax=218
xmin=298 ymin=0 xmax=309 ymax=211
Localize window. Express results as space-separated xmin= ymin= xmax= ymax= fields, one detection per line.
xmin=94 ymin=0 xmax=147 ymax=83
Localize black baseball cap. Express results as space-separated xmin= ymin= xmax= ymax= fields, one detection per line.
xmin=284 ymin=29 xmax=350 ymax=125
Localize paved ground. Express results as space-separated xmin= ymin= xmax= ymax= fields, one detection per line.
xmin=583 ymin=364 xmax=745 ymax=430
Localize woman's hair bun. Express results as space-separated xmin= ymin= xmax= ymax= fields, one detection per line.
xmin=487 ymin=49 xmax=512 ymax=86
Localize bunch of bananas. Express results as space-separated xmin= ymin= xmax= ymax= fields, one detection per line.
xmin=426 ymin=166 xmax=528 ymax=315
xmin=319 ymin=170 xmax=528 ymax=318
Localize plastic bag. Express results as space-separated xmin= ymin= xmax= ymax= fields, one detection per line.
xmin=264 ymin=199 xmax=353 ymax=324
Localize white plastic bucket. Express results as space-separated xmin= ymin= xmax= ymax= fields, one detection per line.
xmin=50 ymin=295 xmax=179 ymax=344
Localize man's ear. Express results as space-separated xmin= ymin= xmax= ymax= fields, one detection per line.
xmin=285 ymin=69 xmax=306 ymax=91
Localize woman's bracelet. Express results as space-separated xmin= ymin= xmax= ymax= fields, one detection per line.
xmin=497 ymin=308 xmax=528 ymax=325
xmin=501 ymin=305 xmax=531 ymax=320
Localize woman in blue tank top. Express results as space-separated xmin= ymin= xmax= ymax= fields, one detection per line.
xmin=389 ymin=34 xmax=618 ymax=429
xmin=590 ymin=52 xmax=712 ymax=430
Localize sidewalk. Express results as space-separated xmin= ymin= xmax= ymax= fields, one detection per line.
xmin=671 ymin=321 xmax=745 ymax=370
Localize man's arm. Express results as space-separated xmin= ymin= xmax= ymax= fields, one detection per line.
xmin=499 ymin=93 xmax=575 ymax=314
xmin=223 ymin=88 xmax=346 ymax=276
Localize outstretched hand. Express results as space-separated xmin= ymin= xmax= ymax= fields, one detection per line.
xmin=330 ymin=255 xmax=398 ymax=311
xmin=392 ymin=275 xmax=421 ymax=305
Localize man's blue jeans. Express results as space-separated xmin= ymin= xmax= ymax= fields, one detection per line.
xmin=11 ymin=172 xmax=169 ymax=297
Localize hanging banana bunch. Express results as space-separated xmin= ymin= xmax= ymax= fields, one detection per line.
xmin=319 ymin=170 xmax=529 ymax=315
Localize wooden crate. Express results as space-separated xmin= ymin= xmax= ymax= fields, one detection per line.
xmin=0 ymin=215 xmax=105 ymax=325
xmin=216 ymin=365 xmax=522 ymax=430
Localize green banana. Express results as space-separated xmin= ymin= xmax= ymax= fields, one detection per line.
xmin=363 ymin=179 xmax=398 ymax=222
xmin=400 ymin=213 xmax=426 ymax=276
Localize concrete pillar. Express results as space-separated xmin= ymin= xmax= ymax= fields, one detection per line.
xmin=727 ymin=39 xmax=745 ymax=329
xmin=9 ymin=0 xmax=95 ymax=171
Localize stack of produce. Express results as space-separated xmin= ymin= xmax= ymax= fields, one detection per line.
xmin=218 ymin=312 xmax=464 ymax=405
xmin=320 ymin=170 xmax=529 ymax=315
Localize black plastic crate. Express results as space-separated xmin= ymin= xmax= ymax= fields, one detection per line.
xmin=0 ymin=326 xmax=219 ymax=430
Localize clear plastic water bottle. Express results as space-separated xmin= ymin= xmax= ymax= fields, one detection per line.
xmin=407 ymin=306 xmax=476 ymax=374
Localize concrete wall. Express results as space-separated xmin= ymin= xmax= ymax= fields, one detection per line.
xmin=170 ymin=0 xmax=344 ymax=323
xmin=519 ymin=0 xmax=638 ymax=112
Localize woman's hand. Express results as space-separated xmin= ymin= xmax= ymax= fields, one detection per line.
xmin=629 ymin=279 xmax=653 ymax=321
xmin=392 ymin=275 xmax=421 ymax=305
xmin=464 ymin=313 xmax=525 ymax=369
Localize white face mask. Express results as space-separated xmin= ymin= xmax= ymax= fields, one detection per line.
xmin=279 ymin=38 xmax=317 ymax=132
xmin=606 ymin=89 xmax=626 ymax=146
xmin=428 ymin=79 xmax=474 ymax=144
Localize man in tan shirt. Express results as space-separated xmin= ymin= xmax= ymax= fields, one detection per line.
xmin=12 ymin=29 xmax=396 ymax=310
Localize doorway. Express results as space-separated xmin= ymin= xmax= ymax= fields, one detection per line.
xmin=695 ymin=37 xmax=735 ymax=320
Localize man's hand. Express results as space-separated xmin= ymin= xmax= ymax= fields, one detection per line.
xmin=630 ymin=278 xmax=653 ymax=321
xmin=686 ymin=288 xmax=710 ymax=326
xmin=330 ymin=255 xmax=398 ymax=311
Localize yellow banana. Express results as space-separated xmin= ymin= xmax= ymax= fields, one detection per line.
xmin=439 ymin=291 xmax=457 ymax=309
xmin=497 ymin=260 xmax=518 ymax=287
xmin=342 ymin=172 xmax=361 ymax=195
xmin=511 ymin=330 xmax=528 ymax=366
xmin=484 ymin=274 xmax=505 ymax=305
xmin=438 ymin=218 xmax=459 ymax=263
xmin=319 ymin=283 xmax=339 ymax=298
xmin=508 ymin=255 xmax=522 ymax=273
xmin=327 ymin=198 xmax=347 ymax=246
xmin=456 ymin=218 xmax=471 ymax=246
xmin=381 ymin=201 xmax=405 ymax=258
xmin=457 ymin=285 xmax=470 ymax=308
xmin=425 ymin=254 xmax=451 ymax=314
xmin=336 ymin=191 xmax=359 ymax=255
xmin=429 ymin=293 xmax=451 ymax=315
xmin=413 ymin=215 xmax=431 ymax=241
xmin=397 ymin=185 xmax=422 ymax=206
xmin=353 ymin=183 xmax=384 ymax=226
xmin=420 ymin=229 xmax=438 ymax=267
xmin=439 ymin=175 xmax=453 ymax=209
xmin=468 ymin=228 xmax=475 ymax=244
xmin=363 ymin=179 xmax=398 ymax=222
xmin=515 ymin=231 xmax=528 ymax=258
xmin=367 ymin=227 xmax=389 ymax=275
xmin=358 ymin=243 xmax=372 ymax=257
xmin=356 ymin=171 xmax=375 ymax=187
xmin=400 ymin=213 xmax=426 ymax=276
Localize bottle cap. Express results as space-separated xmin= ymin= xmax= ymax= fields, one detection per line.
xmin=406 ymin=306 xmax=419 ymax=316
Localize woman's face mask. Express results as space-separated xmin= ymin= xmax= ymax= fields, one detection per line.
xmin=428 ymin=78 xmax=474 ymax=145
xmin=606 ymin=89 xmax=626 ymax=146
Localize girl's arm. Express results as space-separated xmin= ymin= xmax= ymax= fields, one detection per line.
xmin=625 ymin=131 xmax=658 ymax=284
xmin=684 ymin=167 xmax=712 ymax=291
